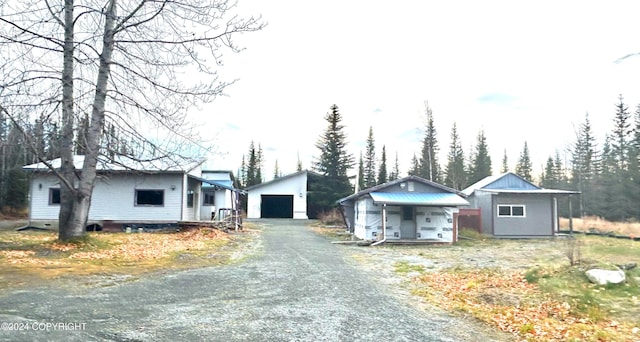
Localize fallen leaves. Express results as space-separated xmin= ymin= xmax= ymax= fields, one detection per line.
xmin=0 ymin=227 xmax=229 ymax=264
xmin=414 ymin=269 xmax=636 ymax=341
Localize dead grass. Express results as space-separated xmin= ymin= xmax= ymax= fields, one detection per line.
xmin=309 ymin=226 xmax=352 ymax=241
xmin=0 ymin=226 xmax=255 ymax=289
xmin=405 ymin=235 xmax=640 ymax=341
xmin=317 ymin=208 xmax=345 ymax=226
xmin=560 ymin=216 xmax=640 ymax=237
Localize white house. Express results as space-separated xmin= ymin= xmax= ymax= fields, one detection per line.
xmin=23 ymin=155 xmax=206 ymax=231
xmin=245 ymin=170 xmax=315 ymax=219
xmin=198 ymin=170 xmax=241 ymax=221
xmin=337 ymin=176 xmax=469 ymax=243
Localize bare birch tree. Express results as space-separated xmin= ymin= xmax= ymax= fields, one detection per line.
xmin=0 ymin=0 xmax=264 ymax=240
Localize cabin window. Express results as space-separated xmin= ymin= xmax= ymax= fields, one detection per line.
xmin=187 ymin=190 xmax=195 ymax=208
xmin=203 ymin=192 xmax=215 ymax=206
xmin=135 ymin=189 xmax=164 ymax=206
xmin=497 ymin=204 xmax=526 ymax=217
xmin=49 ymin=188 xmax=61 ymax=205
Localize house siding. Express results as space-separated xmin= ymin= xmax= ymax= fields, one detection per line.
xmin=385 ymin=206 xmax=402 ymax=239
xmin=29 ymin=173 xmax=185 ymax=222
xmin=415 ymin=207 xmax=456 ymax=241
xmin=353 ymin=197 xmax=382 ymax=240
xmin=468 ymin=192 xmax=494 ymax=235
xmin=493 ymin=193 xmax=553 ymax=236
xmin=353 ymin=203 xmax=456 ymax=243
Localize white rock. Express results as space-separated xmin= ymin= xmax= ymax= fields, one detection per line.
xmin=585 ymin=269 xmax=626 ymax=285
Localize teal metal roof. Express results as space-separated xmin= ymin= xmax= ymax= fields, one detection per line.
xmin=369 ymin=192 xmax=469 ymax=206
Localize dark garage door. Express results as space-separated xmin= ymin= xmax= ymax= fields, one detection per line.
xmin=261 ymin=195 xmax=294 ymax=218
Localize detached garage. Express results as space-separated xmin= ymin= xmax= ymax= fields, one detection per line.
xmin=246 ymin=170 xmax=318 ymax=219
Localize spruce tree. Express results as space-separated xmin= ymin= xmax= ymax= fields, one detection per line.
xmin=239 ymin=155 xmax=247 ymax=188
xmin=363 ymin=126 xmax=377 ymax=188
xmin=501 ymin=149 xmax=509 ymax=173
xmin=357 ymin=152 xmax=365 ymax=192
xmin=599 ymin=135 xmax=627 ymax=220
xmin=604 ymin=95 xmax=634 ymax=220
xmin=468 ymin=129 xmax=492 ymax=185
xmin=419 ymin=102 xmax=440 ymax=182
xmin=245 ymin=141 xmax=258 ymax=187
xmin=389 ymin=151 xmax=400 ymax=181
xmin=408 ymin=154 xmax=420 ymax=176
xmin=515 ymin=141 xmax=533 ymax=181
xmin=571 ymin=113 xmax=599 ymax=216
xmin=256 ymin=143 xmax=264 ymax=184
xmin=273 ymin=159 xmax=280 ymax=179
xmin=312 ymin=104 xmax=354 ymax=209
xmin=296 ymin=152 xmax=303 ymax=172
xmin=444 ymin=122 xmax=466 ymax=190
xmin=628 ymin=103 xmax=640 ymax=217
xmin=540 ymin=156 xmax=556 ymax=188
xmin=377 ymin=145 xmax=388 ymax=184
xmin=611 ymin=95 xmax=632 ymax=171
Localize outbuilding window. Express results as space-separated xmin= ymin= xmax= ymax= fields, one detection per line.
xmin=49 ymin=188 xmax=61 ymax=205
xmin=497 ymin=204 xmax=525 ymax=217
xmin=135 ymin=189 xmax=164 ymax=206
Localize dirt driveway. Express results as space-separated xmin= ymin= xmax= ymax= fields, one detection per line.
xmin=0 ymin=219 xmax=511 ymax=342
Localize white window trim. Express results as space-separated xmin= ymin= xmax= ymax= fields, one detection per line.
xmin=497 ymin=204 xmax=526 ymax=217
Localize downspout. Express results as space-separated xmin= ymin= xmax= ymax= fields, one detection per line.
xmin=371 ymin=203 xmax=387 ymax=246
xmin=233 ymin=189 xmax=240 ymax=230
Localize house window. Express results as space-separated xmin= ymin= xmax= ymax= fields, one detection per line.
xmin=187 ymin=190 xmax=195 ymax=208
xmin=49 ymin=188 xmax=61 ymax=205
xmin=497 ymin=204 xmax=526 ymax=217
xmin=135 ymin=189 xmax=164 ymax=206
xmin=203 ymin=192 xmax=215 ymax=206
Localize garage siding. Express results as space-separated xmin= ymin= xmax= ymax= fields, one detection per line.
xmin=247 ymin=172 xmax=308 ymax=219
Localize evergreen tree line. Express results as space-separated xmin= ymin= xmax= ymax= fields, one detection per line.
xmin=235 ymin=95 xmax=640 ymax=221
xmin=541 ymin=95 xmax=640 ymax=221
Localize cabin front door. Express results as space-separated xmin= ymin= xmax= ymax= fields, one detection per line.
xmin=399 ymin=206 xmax=416 ymax=239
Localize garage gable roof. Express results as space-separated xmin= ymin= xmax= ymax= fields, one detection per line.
xmin=244 ymin=170 xmax=322 ymax=190
xmin=369 ymin=192 xmax=469 ymax=206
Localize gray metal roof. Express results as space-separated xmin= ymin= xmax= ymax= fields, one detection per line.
xmin=337 ymin=175 xmax=466 ymax=204
xmin=369 ymin=192 xmax=469 ymax=206
xmin=476 ymin=189 xmax=580 ymax=195
xmin=462 ymin=172 xmax=579 ymax=196
xmin=23 ymin=155 xmax=203 ymax=173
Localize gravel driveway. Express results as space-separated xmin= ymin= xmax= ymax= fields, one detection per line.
xmin=0 ymin=219 xmax=508 ymax=342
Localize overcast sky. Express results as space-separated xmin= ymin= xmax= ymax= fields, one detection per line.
xmin=195 ymin=1 xmax=640 ymax=182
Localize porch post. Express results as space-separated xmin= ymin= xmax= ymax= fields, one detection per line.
xmin=568 ymin=195 xmax=573 ymax=235
xmin=381 ymin=203 xmax=387 ymax=240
